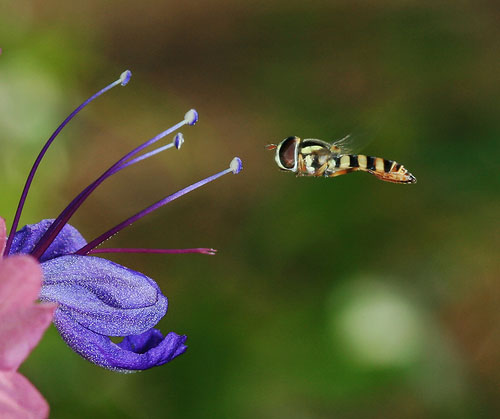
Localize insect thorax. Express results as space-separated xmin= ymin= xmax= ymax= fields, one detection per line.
xmin=298 ymin=141 xmax=334 ymax=176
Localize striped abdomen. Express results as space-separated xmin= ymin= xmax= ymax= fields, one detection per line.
xmin=328 ymin=154 xmax=417 ymax=184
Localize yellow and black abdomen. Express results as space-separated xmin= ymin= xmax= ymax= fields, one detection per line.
xmin=329 ymin=154 xmax=416 ymax=184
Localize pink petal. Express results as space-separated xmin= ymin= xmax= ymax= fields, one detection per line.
xmin=0 ymin=303 xmax=56 ymax=371
xmin=0 ymin=217 xmax=5 ymax=256
xmin=0 ymin=371 xmax=49 ymax=419
xmin=0 ymin=256 xmax=56 ymax=370
xmin=0 ymin=256 xmax=44 ymax=315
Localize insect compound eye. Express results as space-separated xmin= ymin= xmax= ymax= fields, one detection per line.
xmin=277 ymin=136 xmax=300 ymax=170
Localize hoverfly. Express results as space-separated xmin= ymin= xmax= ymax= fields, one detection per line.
xmin=266 ymin=136 xmax=416 ymax=184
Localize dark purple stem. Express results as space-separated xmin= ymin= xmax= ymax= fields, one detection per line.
xmin=4 ymin=77 xmax=124 ymax=256
xmin=75 ymin=166 xmax=233 ymax=255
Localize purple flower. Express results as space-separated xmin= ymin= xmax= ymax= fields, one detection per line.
xmin=3 ymin=71 xmax=242 ymax=372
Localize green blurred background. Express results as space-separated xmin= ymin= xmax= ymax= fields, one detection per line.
xmin=1 ymin=1 xmax=499 ymax=418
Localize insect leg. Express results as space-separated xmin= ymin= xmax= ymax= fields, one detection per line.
xmin=316 ymin=162 xmax=329 ymax=177
xmin=327 ymin=168 xmax=358 ymax=178
xmin=297 ymin=153 xmax=306 ymax=175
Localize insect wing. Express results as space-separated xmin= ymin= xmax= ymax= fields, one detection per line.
xmin=330 ymin=134 xmax=359 ymax=155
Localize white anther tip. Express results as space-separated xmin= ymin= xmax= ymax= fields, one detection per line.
xmin=174 ymin=133 xmax=184 ymax=149
xmin=230 ymin=157 xmax=243 ymax=174
xmin=184 ymin=109 xmax=198 ymax=126
xmin=120 ymin=70 xmax=132 ymax=86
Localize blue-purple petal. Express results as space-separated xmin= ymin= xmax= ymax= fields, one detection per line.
xmin=53 ymin=308 xmax=187 ymax=372
xmin=118 ymin=329 xmax=187 ymax=360
xmin=12 ymin=220 xmax=185 ymax=371
xmin=40 ymin=255 xmax=167 ymax=336
xmin=9 ymin=219 xmax=87 ymax=262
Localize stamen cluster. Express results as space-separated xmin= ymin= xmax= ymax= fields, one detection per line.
xmin=3 ymin=70 xmax=242 ymax=371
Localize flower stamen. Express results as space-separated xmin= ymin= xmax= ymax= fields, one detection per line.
xmin=118 ymin=133 xmax=184 ymax=170
xmin=87 ymin=247 xmax=217 ymax=256
xmin=30 ymin=112 xmax=197 ymax=260
xmin=4 ymin=70 xmax=132 ymax=256
xmin=75 ymin=157 xmax=243 ymax=255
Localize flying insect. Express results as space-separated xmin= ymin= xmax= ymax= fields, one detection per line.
xmin=266 ymin=136 xmax=416 ymax=184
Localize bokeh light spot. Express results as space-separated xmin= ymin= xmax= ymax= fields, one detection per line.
xmin=330 ymin=279 xmax=424 ymax=368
